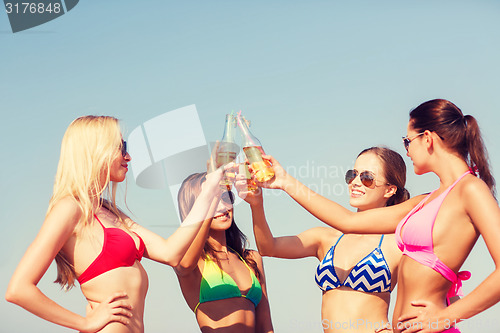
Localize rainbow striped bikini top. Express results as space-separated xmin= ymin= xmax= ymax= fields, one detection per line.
xmin=315 ymin=234 xmax=391 ymax=293
xmin=194 ymin=249 xmax=262 ymax=313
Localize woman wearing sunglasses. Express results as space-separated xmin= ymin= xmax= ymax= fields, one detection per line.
xmin=238 ymin=147 xmax=409 ymax=332
xmin=174 ymin=172 xmax=273 ymax=333
xmin=5 ymin=116 xmax=226 ymax=332
xmin=256 ymin=99 xmax=500 ymax=333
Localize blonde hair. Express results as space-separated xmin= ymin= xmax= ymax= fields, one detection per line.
xmin=50 ymin=116 xmax=124 ymax=289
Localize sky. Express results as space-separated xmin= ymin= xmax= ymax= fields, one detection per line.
xmin=1 ymin=1 xmax=500 ymax=332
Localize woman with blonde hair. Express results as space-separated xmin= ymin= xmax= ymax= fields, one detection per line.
xmin=175 ymin=172 xmax=273 ymax=333
xmin=5 ymin=115 xmax=225 ymax=332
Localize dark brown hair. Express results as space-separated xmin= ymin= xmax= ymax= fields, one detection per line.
xmin=358 ymin=146 xmax=410 ymax=206
xmin=409 ymin=99 xmax=495 ymax=196
xmin=177 ymin=173 xmax=261 ymax=279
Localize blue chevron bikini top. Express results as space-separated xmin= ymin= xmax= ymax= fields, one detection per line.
xmin=315 ymin=234 xmax=391 ymax=293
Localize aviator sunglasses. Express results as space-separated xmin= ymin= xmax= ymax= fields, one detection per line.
xmin=345 ymin=169 xmax=389 ymax=188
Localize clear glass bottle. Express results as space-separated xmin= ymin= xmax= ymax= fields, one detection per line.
xmin=236 ymin=111 xmax=275 ymax=183
xmin=217 ymin=113 xmax=238 ymax=189
xmin=236 ymin=154 xmax=258 ymax=192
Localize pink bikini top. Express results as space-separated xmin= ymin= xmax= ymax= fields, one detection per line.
xmin=77 ymin=215 xmax=145 ymax=285
xmin=395 ymin=171 xmax=471 ymax=299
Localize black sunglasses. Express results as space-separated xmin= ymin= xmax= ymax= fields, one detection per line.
xmin=402 ymin=132 xmax=424 ymax=152
xmin=345 ymin=169 xmax=389 ymax=188
xmin=121 ymin=140 xmax=128 ymax=157
xmin=221 ymin=191 xmax=235 ymax=205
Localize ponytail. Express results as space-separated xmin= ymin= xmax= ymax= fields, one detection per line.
xmin=464 ymin=115 xmax=495 ymax=196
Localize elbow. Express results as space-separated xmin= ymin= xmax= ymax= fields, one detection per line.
xmin=166 ymin=256 xmax=182 ymax=268
xmin=174 ymin=264 xmax=193 ymax=277
xmin=5 ymin=282 xmax=23 ymax=305
xmin=4 ymin=290 xmax=15 ymax=304
xmin=258 ymin=248 xmax=272 ymax=257
xmin=173 ymin=258 xmax=199 ymax=277
xmin=256 ymin=245 xmax=274 ymax=257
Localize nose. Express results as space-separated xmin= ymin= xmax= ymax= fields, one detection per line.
xmin=350 ymin=173 xmax=363 ymax=187
xmin=124 ymin=152 xmax=131 ymax=161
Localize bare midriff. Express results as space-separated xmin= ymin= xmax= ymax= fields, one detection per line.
xmin=81 ymin=262 xmax=149 ymax=333
xmin=321 ymin=287 xmax=391 ymax=332
xmin=391 ymin=256 xmax=452 ymax=333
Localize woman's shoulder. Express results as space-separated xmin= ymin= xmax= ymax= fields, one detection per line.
xmin=461 ymin=172 xmax=492 ymax=193
xmin=49 ymin=197 xmax=82 ymax=222
xmin=459 ymin=173 xmax=497 ymax=210
xmin=42 ymin=197 xmax=83 ymax=238
xmin=305 ymin=226 xmax=342 ymax=243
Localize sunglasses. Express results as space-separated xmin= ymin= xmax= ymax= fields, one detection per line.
xmin=345 ymin=169 xmax=389 ymax=188
xmin=221 ymin=191 xmax=235 ymax=205
xmin=402 ymin=132 xmax=424 ymax=151
xmin=121 ymin=140 xmax=128 ymax=157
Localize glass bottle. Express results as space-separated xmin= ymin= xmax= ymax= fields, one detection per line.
xmin=236 ymin=154 xmax=258 ymax=192
xmin=236 ymin=111 xmax=275 ymax=182
xmin=217 ymin=113 xmax=238 ymax=189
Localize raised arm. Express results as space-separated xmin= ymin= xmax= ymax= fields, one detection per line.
xmin=173 ymin=193 xmax=220 ymax=276
xmin=129 ymin=168 xmax=224 ymax=267
xmin=5 ymin=197 xmax=132 ymax=332
xmin=257 ymin=155 xmax=423 ymax=234
xmin=251 ymin=251 xmax=274 ymax=333
xmin=235 ymin=175 xmax=328 ymax=259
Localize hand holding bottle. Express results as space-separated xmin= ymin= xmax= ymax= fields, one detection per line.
xmin=250 ymin=154 xmax=290 ymax=190
xmin=234 ymin=172 xmax=263 ymax=206
xmin=204 ymin=160 xmax=236 ymax=196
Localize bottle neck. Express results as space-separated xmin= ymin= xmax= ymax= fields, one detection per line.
xmin=221 ymin=114 xmax=235 ymax=143
xmin=237 ymin=115 xmax=261 ymax=147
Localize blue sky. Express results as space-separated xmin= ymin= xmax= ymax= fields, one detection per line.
xmin=1 ymin=1 xmax=500 ymax=332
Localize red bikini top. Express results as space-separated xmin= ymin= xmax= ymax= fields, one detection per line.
xmin=77 ymin=215 xmax=145 ymax=285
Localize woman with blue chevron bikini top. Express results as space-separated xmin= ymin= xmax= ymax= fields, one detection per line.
xmin=236 ymin=147 xmax=410 ymax=332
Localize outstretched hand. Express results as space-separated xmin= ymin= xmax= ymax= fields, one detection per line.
xmin=83 ymin=292 xmax=132 ymax=333
xmin=203 ymin=162 xmax=236 ymax=194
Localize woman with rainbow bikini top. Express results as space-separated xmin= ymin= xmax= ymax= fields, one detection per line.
xmin=255 ymin=99 xmax=500 ymax=333
xmin=5 ymin=116 xmax=227 ymax=332
xmin=237 ymin=147 xmax=409 ymax=333
xmin=175 ymin=172 xmax=273 ymax=333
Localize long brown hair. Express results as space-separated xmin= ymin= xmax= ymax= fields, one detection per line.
xmin=177 ymin=173 xmax=261 ymax=279
xmin=358 ymin=146 xmax=410 ymax=206
xmin=409 ymin=99 xmax=495 ymax=196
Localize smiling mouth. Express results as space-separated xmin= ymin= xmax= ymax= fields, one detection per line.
xmin=351 ymin=190 xmax=365 ymax=197
xmin=214 ymin=211 xmax=230 ymax=220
